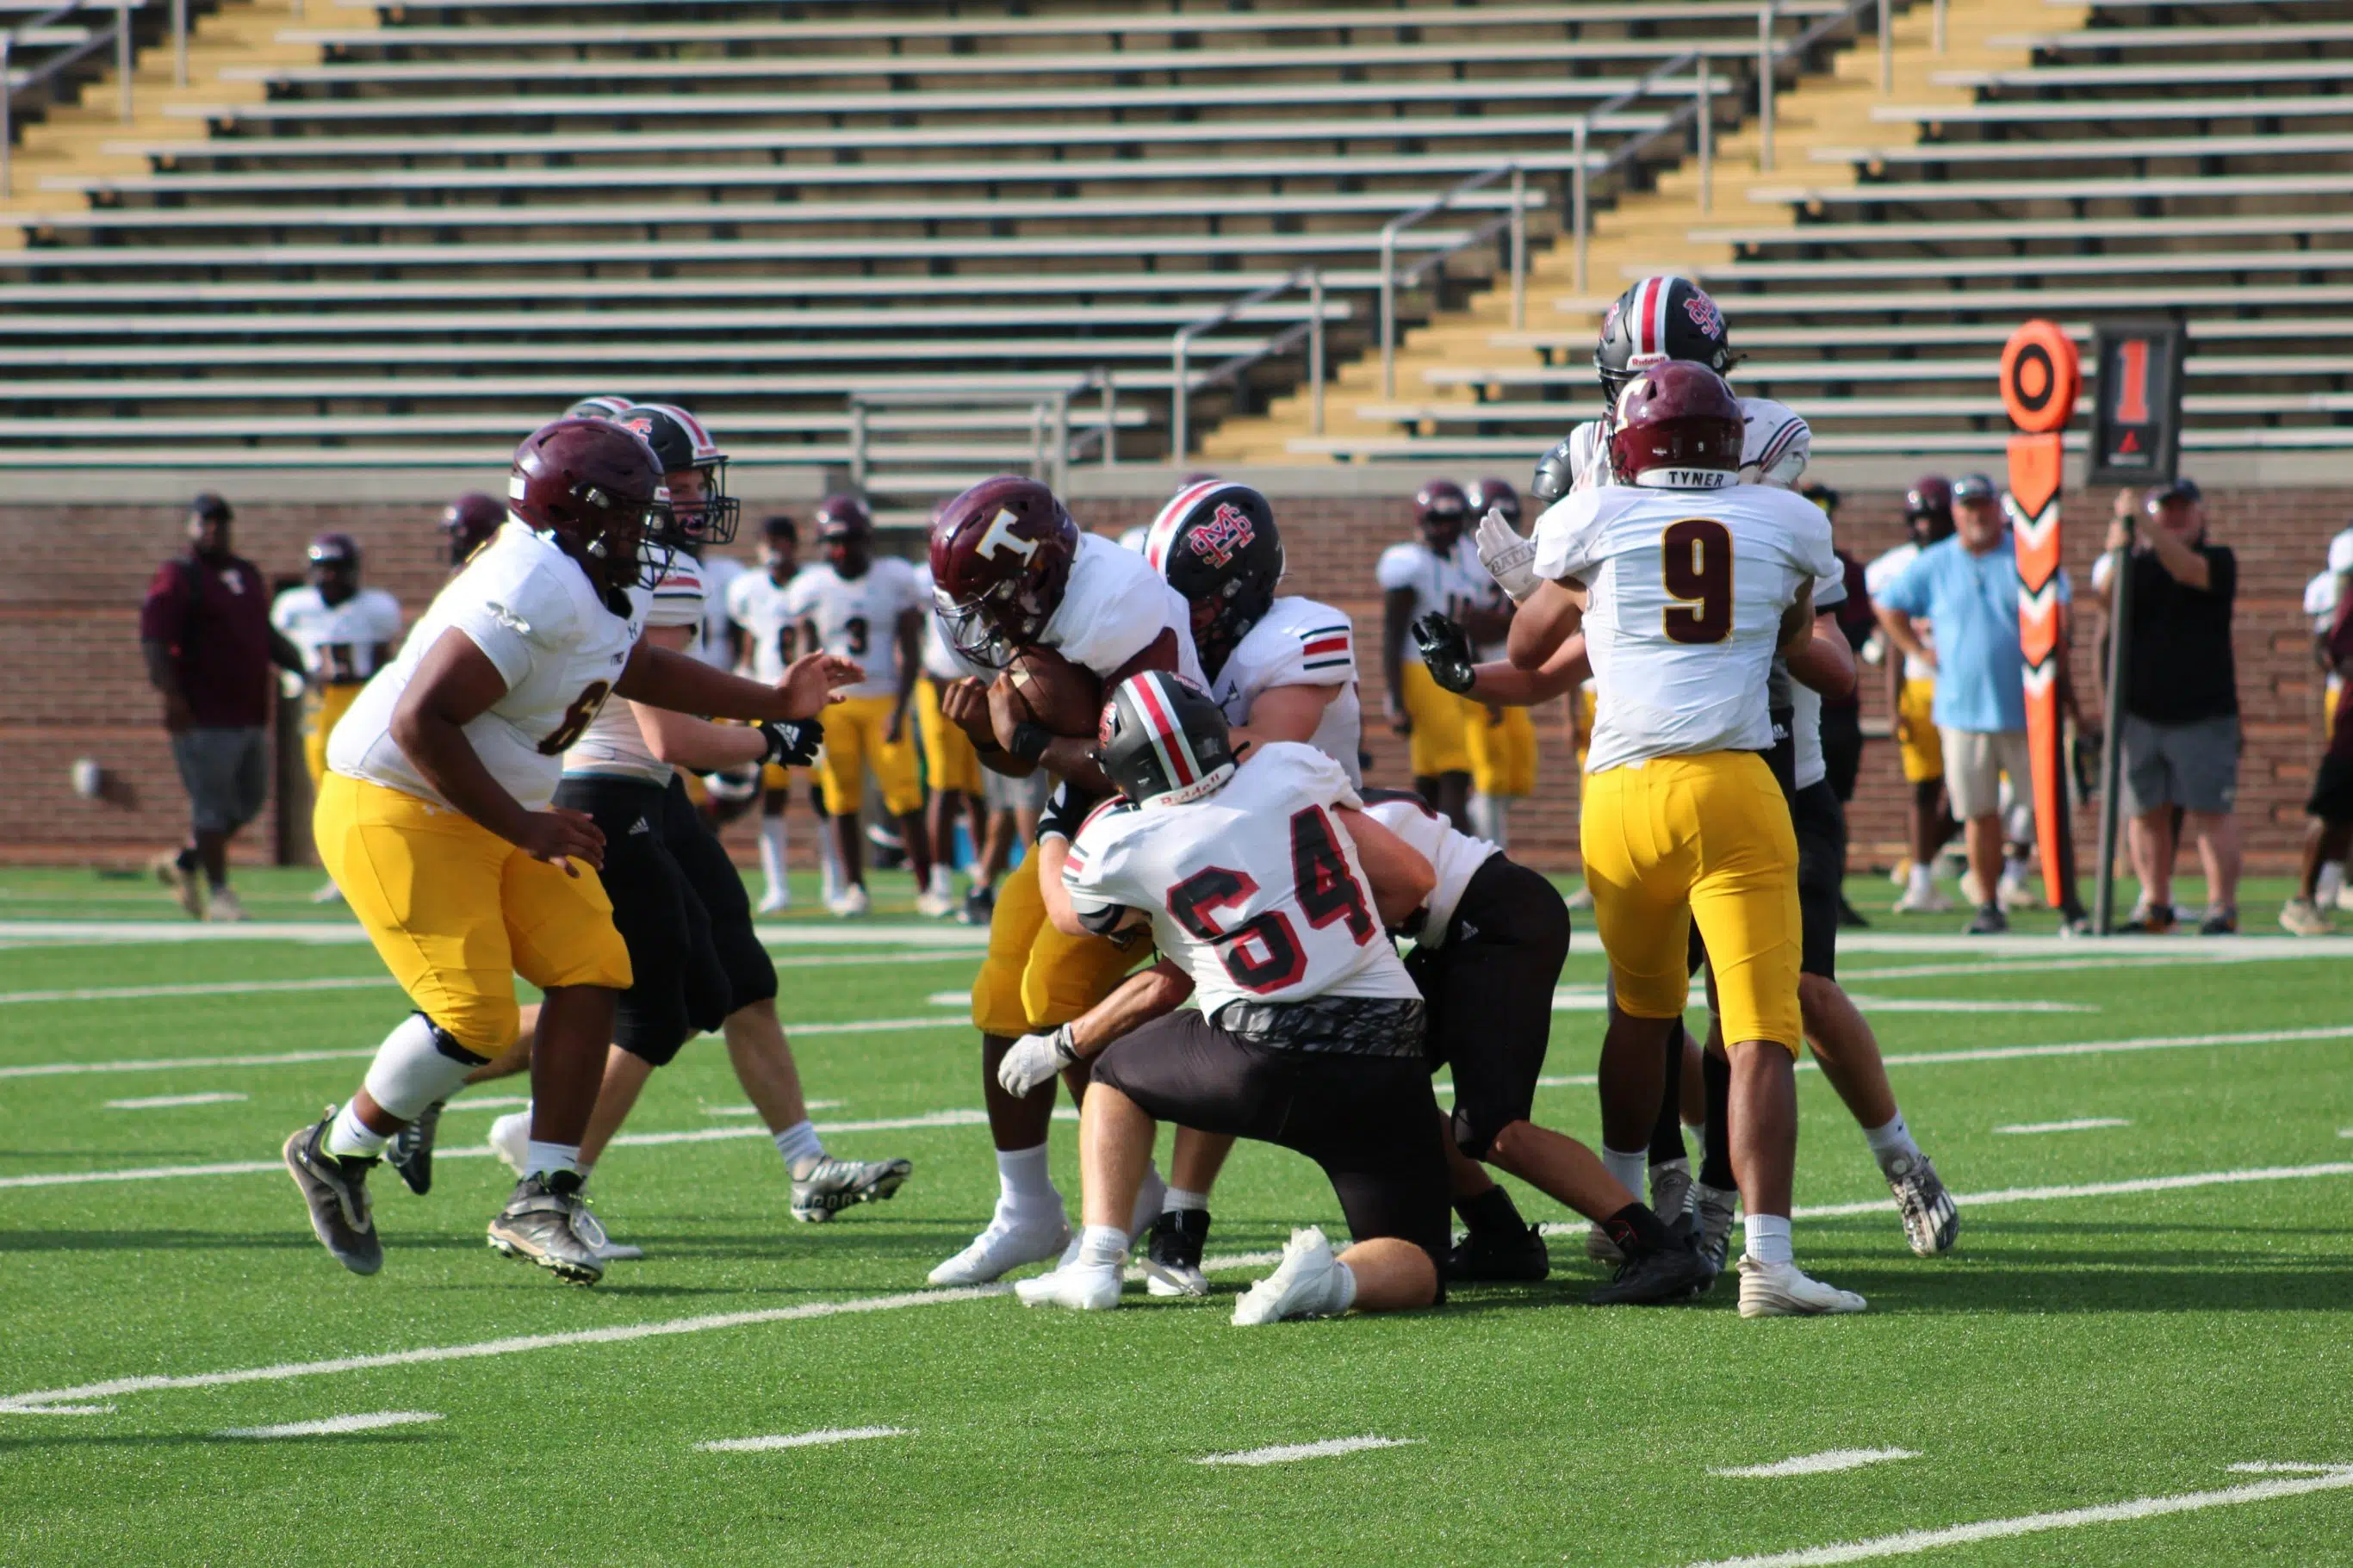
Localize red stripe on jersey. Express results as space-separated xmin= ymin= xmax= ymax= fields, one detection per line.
xmin=1302 ymin=635 xmax=1350 ymax=657
xmin=1130 ymin=674 xmax=1198 ymax=786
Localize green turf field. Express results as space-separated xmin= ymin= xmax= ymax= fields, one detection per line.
xmin=3 ymin=865 xmax=2350 ymax=1567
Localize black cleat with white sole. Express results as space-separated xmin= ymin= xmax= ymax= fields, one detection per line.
xmin=284 ymin=1112 xmax=383 ymax=1276
xmin=1444 ymin=1222 xmax=1551 ymax=1284
xmin=487 ymin=1171 xmax=605 ymax=1285
xmin=1142 ymin=1208 xmax=1212 ymax=1297
xmin=386 ymin=1099 xmax=444 ymax=1196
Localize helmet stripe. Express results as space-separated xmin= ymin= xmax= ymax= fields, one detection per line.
xmin=1128 ymin=672 xmax=1199 ymax=789
xmin=1144 ymin=479 xmax=1226 ymax=575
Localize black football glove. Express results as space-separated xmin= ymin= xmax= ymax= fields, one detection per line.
xmin=1412 ymin=611 xmax=1479 ymax=696
xmin=758 ymin=718 xmax=823 ymax=768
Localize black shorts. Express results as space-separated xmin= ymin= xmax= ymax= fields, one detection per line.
xmin=1090 ymin=1007 xmax=1452 ymax=1282
xmin=2311 ymin=749 xmax=2353 ymax=824
xmin=1405 ymin=854 xmax=1570 ymax=1160
xmin=1819 ymin=702 xmax=1865 ymax=804
xmin=553 ymin=775 xmax=776 ymax=1066
xmin=1791 ymin=779 xmax=1842 ymax=982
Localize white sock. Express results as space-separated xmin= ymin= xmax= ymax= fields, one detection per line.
xmin=1906 ymin=862 xmax=1934 ymax=897
xmin=928 ymin=864 xmax=953 ymax=898
xmin=1164 ymin=1186 xmax=1210 ymax=1214
xmin=1077 ymin=1223 xmax=1127 ymax=1268
xmin=1466 ymin=793 xmax=1496 ymax=841
xmin=1742 ymin=1212 xmax=1794 ymax=1267
xmin=524 ymin=1140 xmax=581 ymax=1181
xmin=324 ymin=1100 xmax=388 ymax=1160
xmin=1863 ymin=1112 xmax=1922 ymax=1174
xmin=576 ymin=1159 xmax=595 ymax=1182
xmin=357 ymin=1013 xmax=476 ymax=1122
xmin=1603 ymin=1145 xmax=1648 ymax=1201
xmin=773 ymin=1119 xmax=824 ymax=1174
xmin=2001 ymin=853 xmax=2032 ymax=887
xmin=758 ymin=816 xmax=788 ymax=901
xmin=816 ymin=822 xmax=845 ymax=899
xmin=1127 ymin=1162 xmax=1168 ymax=1236
xmin=995 ymin=1143 xmax=1059 ymax=1212
xmin=1329 ymin=1257 xmax=1360 ymax=1314
xmin=2318 ymin=862 xmax=2344 ymax=904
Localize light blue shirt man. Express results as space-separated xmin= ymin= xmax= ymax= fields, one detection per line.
xmin=1876 ymin=532 xmax=2067 ymax=734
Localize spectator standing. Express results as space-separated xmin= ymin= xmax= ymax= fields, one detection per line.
xmin=140 ymin=493 xmax=303 ymax=920
xmin=2091 ymin=480 xmax=2242 ymax=933
xmin=1872 ymin=473 xmax=2060 ymax=935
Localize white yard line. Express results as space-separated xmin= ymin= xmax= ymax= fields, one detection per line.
xmin=1786 ymin=1162 xmax=2353 ymax=1221
xmin=696 ymin=1426 xmax=911 ymax=1453
xmin=1195 ymin=1436 xmax=1416 ymax=1467
xmin=1994 ymin=1118 xmax=2130 ymax=1134
xmin=439 ymin=1095 xmax=532 ymax=1113
xmin=1679 ymin=1465 xmax=2353 ymax=1568
xmin=0 ymin=919 xmax=990 ymax=950
xmin=215 ymin=1410 xmax=443 ymax=1439
xmin=104 ymin=1092 xmax=248 ymax=1110
xmin=1876 ymin=1024 xmax=2353 ymax=1070
xmin=1838 ymin=953 xmax=2282 ymax=982
xmin=1710 ymin=1449 xmax=1920 ymax=1479
xmin=1841 ymin=997 xmax=2096 ymax=1013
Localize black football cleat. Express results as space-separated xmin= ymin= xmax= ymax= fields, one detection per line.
xmin=487 ymin=1171 xmax=605 ymax=1285
xmin=1444 ymin=1222 xmax=1550 ymax=1284
xmin=1142 ymin=1208 xmax=1212 ymax=1298
xmin=1586 ymin=1229 xmax=1714 ymax=1307
xmin=284 ymin=1111 xmax=383 ymax=1276
xmin=386 ymin=1099 xmax=444 ymax=1196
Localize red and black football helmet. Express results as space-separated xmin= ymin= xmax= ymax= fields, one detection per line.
xmin=440 ymin=491 xmax=506 ymax=570
xmin=1606 ymin=363 xmax=1744 ymax=488
xmin=1904 ymin=474 xmax=1955 ymax=544
xmin=1415 ymin=480 xmax=1471 ymax=550
xmin=1096 ymin=671 xmax=1237 ymax=809
xmin=1464 ymin=477 xmax=1522 ymax=530
xmin=1142 ymin=479 xmax=1283 ymax=673
xmin=616 ymin=403 xmax=740 ymax=547
xmin=928 ymin=475 xmax=1081 ymax=670
xmin=508 ymin=417 xmax=675 ymax=592
xmin=565 ymin=394 xmax=634 ymax=422
xmin=1595 ymin=275 xmax=1736 ymax=409
xmin=1530 ymin=437 xmax=1579 ymax=506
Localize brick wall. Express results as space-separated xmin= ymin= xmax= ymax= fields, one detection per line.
xmin=5 ymin=488 xmax=2340 ymax=873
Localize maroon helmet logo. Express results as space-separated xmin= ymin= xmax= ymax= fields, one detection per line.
xmin=1684 ymin=292 xmax=1726 ymax=341
xmin=1185 ymin=502 xmax=1257 ymax=569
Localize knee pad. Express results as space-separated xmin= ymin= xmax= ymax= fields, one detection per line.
xmin=362 ymin=1012 xmax=488 ymax=1119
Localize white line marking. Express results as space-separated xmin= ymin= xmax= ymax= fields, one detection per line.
xmin=1839 ymin=953 xmax=2279 ymax=982
xmin=0 ymin=976 xmax=389 ymax=1007
xmin=1994 ymin=1117 xmax=2131 ymax=1134
xmin=1878 ymin=1024 xmax=2353 ymax=1070
xmin=705 ymin=1099 xmax=840 ymax=1118
xmin=1785 ymin=1162 xmax=2353 ymax=1221
xmin=1679 ymin=1464 xmax=2353 ymax=1568
xmin=0 ymin=919 xmax=991 ymax=950
xmin=439 ymin=1095 xmax=531 ymax=1113
xmin=1710 ymin=1449 xmax=1921 ymax=1478
xmin=1196 ymin=1436 xmax=1417 ymax=1467
xmin=927 ymin=990 xmax=969 ymax=1007
xmin=1841 ymin=996 xmax=2096 ymax=1014
xmin=696 ymin=1426 xmax=912 ymax=1453
xmin=1832 ymin=932 xmax=2353 ymax=958
xmin=0 ymin=1287 xmax=1007 ymax=1413
xmin=214 ymin=1411 xmax=444 ymax=1439
xmin=103 ymin=1092 xmax=249 ymax=1110
xmin=2 ymin=1404 xmax=113 ymax=1416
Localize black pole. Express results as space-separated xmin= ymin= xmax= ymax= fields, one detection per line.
xmin=2092 ymin=518 xmax=2135 ymax=936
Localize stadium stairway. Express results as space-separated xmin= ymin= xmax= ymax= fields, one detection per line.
xmin=1208 ymin=0 xmax=2070 ymax=465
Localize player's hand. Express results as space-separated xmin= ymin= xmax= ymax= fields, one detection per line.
xmin=939 ymin=676 xmax=996 ymax=747
xmin=758 ymin=718 xmax=823 ymax=768
xmin=1475 ymin=508 xmax=1540 ymax=604
xmin=161 ymin=691 xmax=194 ymax=733
xmin=996 ymin=1026 xmax=1079 ymax=1097
xmin=1412 ymin=612 xmax=1478 ymax=696
xmin=516 ymin=806 xmax=605 ymax=876
xmin=1386 ymin=698 xmax=1412 ymax=737
xmin=776 ymin=652 xmax=861 ymax=719
xmin=885 ymin=704 xmax=907 ymax=745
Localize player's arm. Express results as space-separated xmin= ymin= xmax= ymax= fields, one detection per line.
xmin=1007 ymin=626 xmax=1184 ymax=794
xmin=1381 ymin=586 xmax=1415 ymax=734
xmin=1469 ymin=633 xmax=1590 ymax=706
xmin=615 ymin=640 xmax=859 ymax=723
xmin=625 ymin=625 xmax=803 ymax=772
xmin=267 ymin=624 xmax=307 ymax=679
xmin=1231 ymin=681 xmax=1339 ymax=758
xmin=1872 ymin=603 xmax=1934 ymax=672
xmin=388 ymin=629 xmax=605 ymax=872
xmin=1332 ymin=805 xmax=1436 ymax=928
xmin=1506 ymin=576 xmax=1586 ymax=672
xmin=887 ymin=605 xmax=923 ymax=744
xmin=1786 ymin=609 xmax=1855 ymax=699
xmin=1039 ymin=834 xmax=1147 ymax=939
xmin=997 ymin=958 xmax=1195 ymax=1095
xmin=1775 ymin=580 xmax=1817 ymax=661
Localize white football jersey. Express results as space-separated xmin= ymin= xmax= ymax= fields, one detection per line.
xmin=270 ymin=584 xmax=404 ymax=685
xmin=725 ymin=567 xmax=801 ymax=684
xmin=1040 ymin=532 xmax=1206 ymax=687
xmin=784 ymin=556 xmax=923 ymax=699
xmin=565 ymin=554 xmax=707 ymax=786
xmin=2308 ymin=568 xmax=2344 ymax=631
xmin=1063 ymin=743 xmax=1418 ymax=1016
xmin=1361 ymin=789 xmax=1499 ymax=948
xmin=1215 ymin=596 xmax=1363 ymax=787
xmin=1531 ymin=483 xmax=1835 ymax=774
xmin=692 ymin=552 xmax=745 ymax=669
xmin=1865 ymin=541 xmax=1935 ymax=681
xmin=912 ymin=563 xmax=985 ymax=682
xmin=329 ymin=524 xmax=643 ymax=812
xmin=1375 ymin=538 xmax=1491 ymax=666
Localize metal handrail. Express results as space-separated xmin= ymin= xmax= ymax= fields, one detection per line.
xmin=1169 ymin=266 xmax=1334 ymax=461
xmin=1378 ymin=163 xmax=1530 ymax=397
xmin=3 ymin=0 xmax=156 ymax=193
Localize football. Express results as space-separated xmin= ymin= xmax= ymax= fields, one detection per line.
xmin=996 ymin=645 xmax=1103 ymax=741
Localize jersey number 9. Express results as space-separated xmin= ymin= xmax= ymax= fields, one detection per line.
xmin=1661 ymin=518 xmax=1734 ymax=645
xmin=539 ymin=680 xmax=613 ymax=755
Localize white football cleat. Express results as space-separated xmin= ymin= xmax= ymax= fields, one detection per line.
xmin=914 ymin=888 xmax=958 ymax=920
xmin=310 ymin=879 xmax=345 ymax=905
xmin=1015 ymin=1261 xmax=1122 ymax=1311
xmin=2281 ymin=897 xmax=2334 ymax=937
xmin=1562 ymin=884 xmax=1595 ymax=911
xmin=1737 ymin=1256 xmax=1867 ymax=1317
xmin=1232 ymin=1227 xmax=1350 ymax=1326
xmin=573 ymin=1204 xmax=645 ymax=1262
xmin=928 ymin=1206 xmax=1071 ymax=1286
xmin=1892 ymin=883 xmax=1953 ymax=915
xmin=487 ymin=1109 xmax=531 ymax=1177
xmin=755 ymin=887 xmax=791 ymax=915
xmin=202 ymin=886 xmax=249 ymax=922
xmin=1996 ymin=875 xmax=2037 ymax=911
xmin=826 ymin=883 xmax=871 ymax=919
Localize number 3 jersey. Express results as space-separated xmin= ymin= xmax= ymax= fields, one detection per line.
xmin=328 ymin=523 xmax=646 ymax=812
xmin=782 ymin=556 xmax=924 ymax=699
xmin=1530 ymin=483 xmax=1835 ymax=775
xmin=1062 ymin=742 xmax=1418 ymax=1016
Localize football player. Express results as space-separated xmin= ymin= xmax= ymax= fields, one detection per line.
xmin=1457 ymin=478 xmax=1539 ymax=848
xmin=1866 ymin=477 xmax=1960 ymax=914
xmin=912 ymin=558 xmax=991 ymax=920
xmin=1013 ymin=673 xmax=1451 ymax=1322
xmin=726 ymin=513 xmax=846 ymax=911
xmin=923 ymin=476 xmax=1206 ymax=1286
xmin=439 ymin=492 xmax=506 ymax=576
xmin=1376 ymin=480 xmax=1502 ymax=832
xmin=282 ymin=417 xmax=859 ymax=1284
xmin=788 ymin=495 xmax=941 ymax=918
xmin=1490 ymin=363 xmax=1865 ymax=1316
xmin=270 ymin=533 xmax=404 ymax=902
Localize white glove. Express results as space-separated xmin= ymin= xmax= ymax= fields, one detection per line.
xmin=996 ymin=1025 xmax=1079 ymax=1097
xmin=1475 ymin=508 xmax=1541 ymax=604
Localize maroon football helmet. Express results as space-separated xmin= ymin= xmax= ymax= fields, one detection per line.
xmin=1463 ymin=477 xmax=1522 ymax=530
xmin=1607 ymin=363 xmax=1744 ymax=488
xmin=1415 ymin=479 xmax=1471 ymax=548
xmin=928 ymin=475 xmax=1080 ymax=670
xmin=508 ymin=417 xmax=674 ymax=592
xmin=1904 ymin=474 xmax=1955 ymax=543
xmin=440 ymin=492 xmax=506 ymax=570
